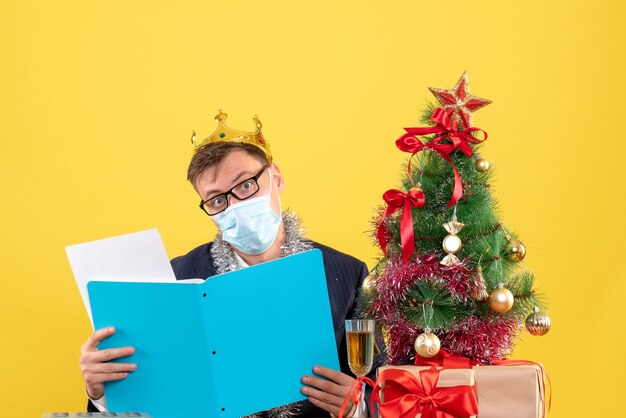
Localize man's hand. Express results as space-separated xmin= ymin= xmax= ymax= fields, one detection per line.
xmin=301 ymin=365 xmax=356 ymax=417
xmin=79 ymin=327 xmax=136 ymax=399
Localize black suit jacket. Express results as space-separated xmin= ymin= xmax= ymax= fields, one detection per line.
xmin=89 ymin=241 xmax=377 ymax=417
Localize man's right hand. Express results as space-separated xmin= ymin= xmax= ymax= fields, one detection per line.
xmin=79 ymin=327 xmax=136 ymax=399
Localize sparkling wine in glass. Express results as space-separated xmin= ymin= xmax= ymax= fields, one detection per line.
xmin=345 ymin=319 xmax=375 ymax=417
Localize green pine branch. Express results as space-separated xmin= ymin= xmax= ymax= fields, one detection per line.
xmin=506 ymin=271 xmax=547 ymax=317
xmin=400 ymin=280 xmax=465 ymax=330
xmin=419 ymin=102 xmax=438 ymax=125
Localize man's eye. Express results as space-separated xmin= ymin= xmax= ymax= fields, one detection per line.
xmin=211 ymin=196 xmax=226 ymax=207
xmin=235 ymin=180 xmax=255 ymax=194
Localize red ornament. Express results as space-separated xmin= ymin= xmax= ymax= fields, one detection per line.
xmin=429 ymin=72 xmax=492 ymax=128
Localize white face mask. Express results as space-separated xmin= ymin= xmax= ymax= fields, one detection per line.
xmin=212 ymin=168 xmax=282 ymax=255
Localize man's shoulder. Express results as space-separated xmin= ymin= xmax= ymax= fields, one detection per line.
xmin=172 ymin=241 xmax=213 ymax=259
xmin=170 ymin=241 xmax=216 ymax=280
xmin=310 ymin=241 xmax=367 ymax=272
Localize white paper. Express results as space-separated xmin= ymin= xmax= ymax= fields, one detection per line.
xmin=66 ymin=228 xmax=176 ymax=325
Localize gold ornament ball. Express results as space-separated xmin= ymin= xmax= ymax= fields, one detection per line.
xmin=409 ymin=185 xmax=423 ymax=194
xmin=362 ymin=273 xmax=377 ymax=294
xmin=475 ymin=157 xmax=491 ymax=172
xmin=525 ymin=307 xmax=551 ymax=336
xmin=414 ymin=331 xmax=441 ymax=358
xmin=489 ymin=284 xmax=514 ymax=313
xmin=382 ymin=326 xmax=391 ymax=347
xmin=506 ymin=239 xmax=526 ymax=261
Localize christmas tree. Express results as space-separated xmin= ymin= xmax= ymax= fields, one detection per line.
xmin=363 ymin=73 xmax=551 ymax=365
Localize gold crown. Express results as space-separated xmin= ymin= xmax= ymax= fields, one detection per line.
xmin=191 ymin=110 xmax=272 ymax=162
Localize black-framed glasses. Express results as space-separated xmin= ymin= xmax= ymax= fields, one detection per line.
xmin=199 ymin=165 xmax=269 ymax=216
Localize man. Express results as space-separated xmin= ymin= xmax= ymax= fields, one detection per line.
xmin=79 ymin=111 xmax=380 ymax=417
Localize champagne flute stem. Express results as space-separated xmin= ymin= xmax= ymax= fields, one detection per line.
xmin=362 ymin=380 xmax=368 ymax=416
xmin=354 ymin=380 xmax=368 ymax=417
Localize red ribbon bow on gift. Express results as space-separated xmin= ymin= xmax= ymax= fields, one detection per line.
xmin=396 ymin=107 xmax=488 ymax=208
xmin=414 ymin=349 xmax=478 ymax=369
xmin=377 ymin=187 xmax=425 ymax=264
xmin=373 ymin=368 xmax=479 ymax=418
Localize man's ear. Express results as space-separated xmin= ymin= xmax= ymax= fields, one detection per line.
xmin=270 ymin=163 xmax=285 ymax=193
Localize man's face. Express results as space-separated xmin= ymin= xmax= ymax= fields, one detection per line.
xmin=194 ymin=149 xmax=284 ymax=220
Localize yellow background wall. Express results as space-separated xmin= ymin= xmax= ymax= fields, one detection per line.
xmin=1 ymin=1 xmax=624 ymax=416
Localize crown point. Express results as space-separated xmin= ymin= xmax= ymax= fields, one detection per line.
xmin=215 ymin=110 xmax=228 ymax=122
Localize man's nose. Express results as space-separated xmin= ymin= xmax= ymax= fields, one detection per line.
xmin=227 ymin=192 xmax=243 ymax=205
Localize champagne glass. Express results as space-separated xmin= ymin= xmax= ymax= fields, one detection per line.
xmin=345 ymin=319 xmax=375 ymax=417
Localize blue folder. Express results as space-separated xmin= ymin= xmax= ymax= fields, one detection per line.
xmin=88 ymin=249 xmax=339 ymax=418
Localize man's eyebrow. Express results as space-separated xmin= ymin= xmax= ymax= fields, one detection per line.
xmin=203 ymin=170 xmax=256 ymax=199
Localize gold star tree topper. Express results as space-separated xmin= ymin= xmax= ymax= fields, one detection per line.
xmin=428 ymin=72 xmax=492 ymax=129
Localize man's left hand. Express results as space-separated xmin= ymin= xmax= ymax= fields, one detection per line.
xmin=301 ymin=365 xmax=356 ymax=417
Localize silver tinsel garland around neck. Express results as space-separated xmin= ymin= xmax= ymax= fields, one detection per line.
xmin=209 ymin=209 xmax=313 ymax=418
xmin=210 ymin=210 xmax=314 ymax=274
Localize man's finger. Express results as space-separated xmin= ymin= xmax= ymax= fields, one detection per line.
xmin=90 ymin=346 xmax=135 ymax=363
xmin=82 ymin=327 xmax=116 ymax=351
xmin=301 ymin=385 xmax=344 ymax=406
xmin=312 ymin=365 xmax=354 ymax=385
xmin=90 ymin=361 xmax=137 ymax=374
xmin=302 ymin=376 xmax=342 ymax=396
xmin=85 ymin=371 xmax=130 ymax=385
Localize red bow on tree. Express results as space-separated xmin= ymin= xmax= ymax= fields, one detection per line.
xmin=377 ymin=187 xmax=425 ymax=264
xmin=373 ymin=368 xmax=479 ymax=418
xmin=396 ymin=108 xmax=488 ymax=208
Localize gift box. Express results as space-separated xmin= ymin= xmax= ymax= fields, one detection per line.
xmin=374 ymin=362 xmax=547 ymax=418
xmin=376 ymin=365 xmax=478 ymax=418
xmin=473 ymin=363 xmax=546 ymax=418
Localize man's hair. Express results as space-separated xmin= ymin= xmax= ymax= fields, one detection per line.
xmin=187 ymin=142 xmax=269 ymax=187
